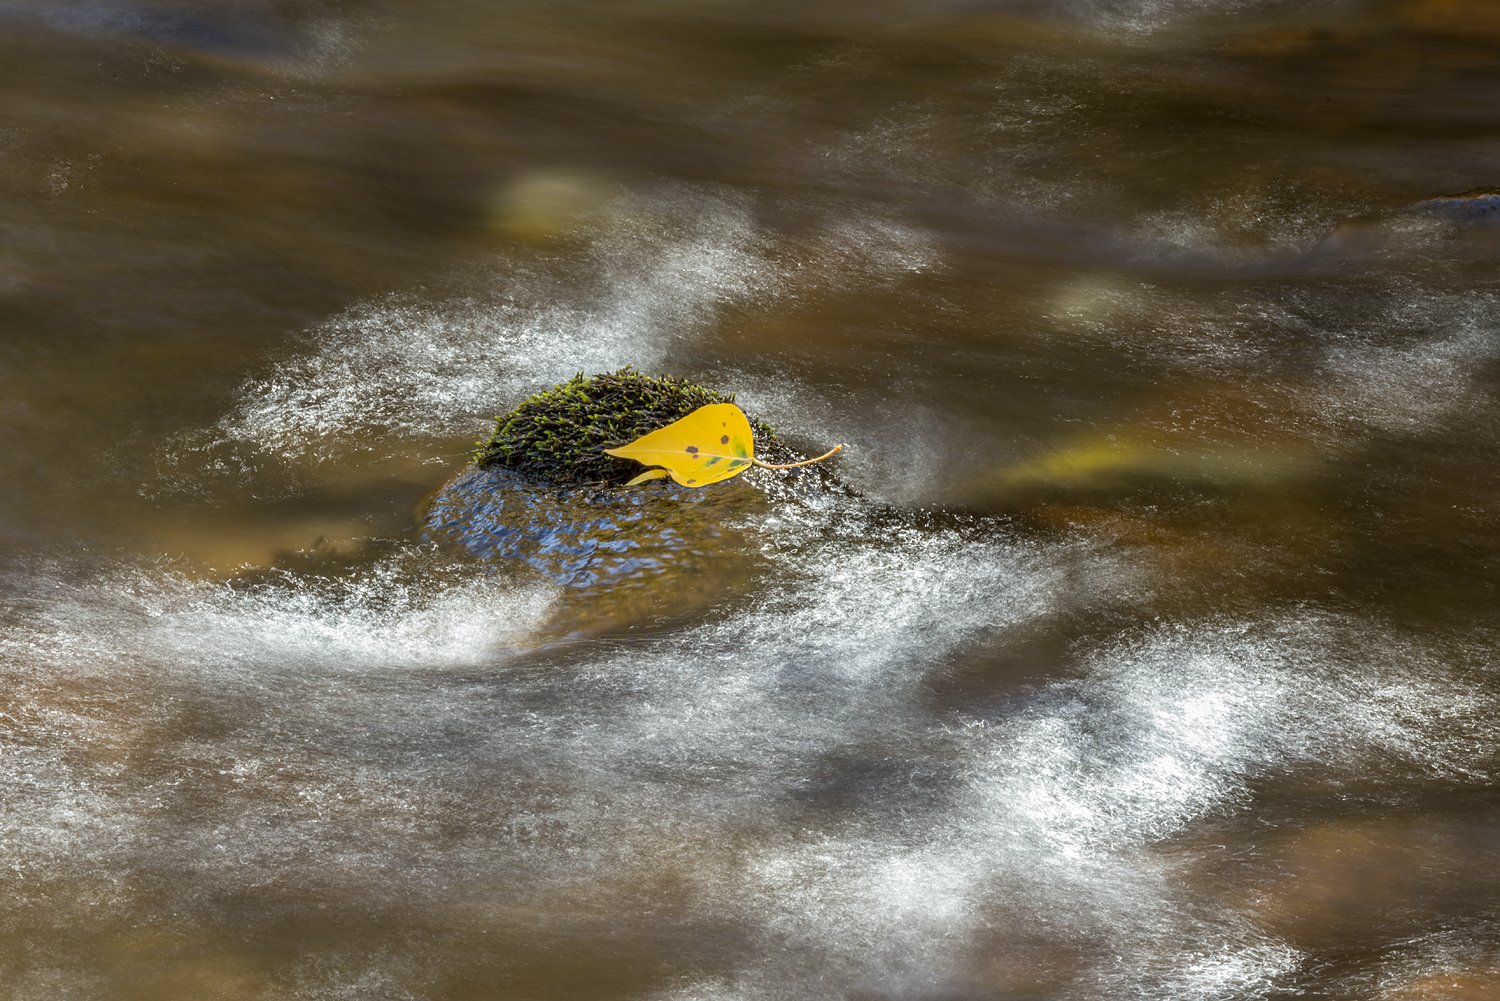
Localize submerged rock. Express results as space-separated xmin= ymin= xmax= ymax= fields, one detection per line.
xmin=954 ymin=383 xmax=1322 ymax=509
xmin=426 ymin=458 xmax=768 ymax=592
xmin=1408 ymin=189 xmax=1500 ymax=223
xmin=0 ymin=1 xmax=318 ymax=65
xmin=1311 ymin=188 xmax=1500 ymax=261
xmin=1231 ymin=813 xmax=1500 ymax=951
xmin=485 ymin=169 xmax=624 ymax=244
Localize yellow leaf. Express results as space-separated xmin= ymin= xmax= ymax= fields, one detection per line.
xmin=624 ymin=468 xmax=671 ymax=485
xmin=604 ymin=402 xmax=756 ymax=488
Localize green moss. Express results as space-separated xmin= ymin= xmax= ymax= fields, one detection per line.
xmin=474 ymin=368 xmax=791 ymax=484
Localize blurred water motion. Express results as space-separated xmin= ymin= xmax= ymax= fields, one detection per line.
xmin=3 ymin=1 xmax=1500 ymax=998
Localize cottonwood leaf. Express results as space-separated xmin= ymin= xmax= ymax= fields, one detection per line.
xmin=604 ymin=402 xmax=756 ymax=487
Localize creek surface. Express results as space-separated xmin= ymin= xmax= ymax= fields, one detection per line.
xmin=5 ymin=1 xmax=1500 ymax=998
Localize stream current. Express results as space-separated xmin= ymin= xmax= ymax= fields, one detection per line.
xmin=4 ymin=1 xmax=1500 ymax=998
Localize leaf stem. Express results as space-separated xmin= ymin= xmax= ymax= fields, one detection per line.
xmin=751 ymin=444 xmax=845 ymax=470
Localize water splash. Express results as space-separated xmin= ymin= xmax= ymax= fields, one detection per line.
xmin=657 ymin=614 xmax=1498 ymax=1000
xmin=2 ymin=510 xmax=1495 ymax=998
xmin=215 ymin=188 xmax=778 ymax=462
xmin=202 ymin=184 xmax=934 ymax=471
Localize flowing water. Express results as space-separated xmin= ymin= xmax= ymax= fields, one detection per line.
xmin=5 ymin=1 xmax=1500 ymax=998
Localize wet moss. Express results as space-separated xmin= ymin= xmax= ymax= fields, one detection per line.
xmin=474 ymin=368 xmax=795 ymax=484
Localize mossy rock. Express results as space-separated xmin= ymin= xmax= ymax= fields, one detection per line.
xmin=472 ymin=367 xmax=803 ymax=485
xmin=424 ymin=370 xmax=844 ymax=637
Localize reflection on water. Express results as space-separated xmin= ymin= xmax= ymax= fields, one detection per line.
xmin=4 ymin=0 xmax=1500 ymax=997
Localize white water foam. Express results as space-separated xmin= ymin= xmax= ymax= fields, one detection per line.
xmin=203 ymin=185 xmax=935 ymax=468
xmin=0 ymin=552 xmax=552 ymax=680
xmin=1354 ymin=925 xmax=1500 ymax=999
xmin=214 ymin=188 xmax=775 ymax=462
xmin=656 ymin=614 xmax=1497 ymax=1001
xmin=1049 ymin=276 xmax=1500 ymax=452
xmin=1047 ymin=0 xmax=1264 ymax=34
xmin=0 ymin=547 xmax=554 ymax=936
xmin=0 ymin=508 xmax=1106 ymax=976
xmin=1314 ymin=288 xmax=1500 ymax=436
xmin=4 ymin=508 xmax=1496 ymax=998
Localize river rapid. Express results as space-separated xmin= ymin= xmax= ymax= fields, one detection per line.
xmin=4 ymin=1 xmax=1500 ymax=998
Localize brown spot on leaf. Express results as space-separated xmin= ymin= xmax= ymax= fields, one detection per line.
xmin=720 ymin=435 xmax=729 ymax=444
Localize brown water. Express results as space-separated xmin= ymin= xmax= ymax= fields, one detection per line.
xmin=5 ymin=1 xmax=1500 ymax=998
